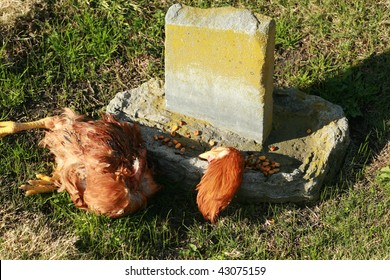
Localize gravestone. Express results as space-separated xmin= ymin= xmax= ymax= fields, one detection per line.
xmin=165 ymin=4 xmax=275 ymax=144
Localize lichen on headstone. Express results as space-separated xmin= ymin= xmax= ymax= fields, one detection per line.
xmin=165 ymin=4 xmax=275 ymax=145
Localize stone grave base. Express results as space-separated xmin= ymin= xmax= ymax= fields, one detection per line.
xmin=106 ymin=79 xmax=350 ymax=203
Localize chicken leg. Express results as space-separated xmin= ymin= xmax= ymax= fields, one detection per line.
xmin=0 ymin=117 xmax=52 ymax=137
xmin=20 ymin=173 xmax=59 ymax=196
xmin=1 ymin=117 xmax=58 ymax=195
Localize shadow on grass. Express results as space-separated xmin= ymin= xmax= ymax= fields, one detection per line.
xmin=264 ymin=51 xmax=389 ymax=214
xmin=313 ymin=51 xmax=390 ymax=191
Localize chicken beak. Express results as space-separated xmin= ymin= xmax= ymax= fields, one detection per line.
xmin=198 ymin=148 xmax=220 ymax=162
xmin=198 ymin=151 xmax=213 ymax=160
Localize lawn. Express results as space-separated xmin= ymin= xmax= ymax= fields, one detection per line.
xmin=0 ymin=0 xmax=389 ymax=259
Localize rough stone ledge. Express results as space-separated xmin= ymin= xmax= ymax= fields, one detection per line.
xmin=107 ymin=79 xmax=350 ymax=203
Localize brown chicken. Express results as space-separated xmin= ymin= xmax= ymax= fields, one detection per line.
xmin=0 ymin=108 xmax=159 ymax=218
xmin=0 ymin=109 xmax=244 ymax=222
xmin=196 ymin=147 xmax=245 ymax=223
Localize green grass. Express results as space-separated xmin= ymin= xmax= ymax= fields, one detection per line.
xmin=0 ymin=0 xmax=389 ymax=259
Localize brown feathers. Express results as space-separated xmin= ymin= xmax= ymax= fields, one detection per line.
xmin=196 ymin=147 xmax=244 ymax=223
xmin=40 ymin=108 xmax=160 ymax=218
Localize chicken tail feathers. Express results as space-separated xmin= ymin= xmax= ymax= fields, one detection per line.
xmin=196 ymin=147 xmax=244 ymax=223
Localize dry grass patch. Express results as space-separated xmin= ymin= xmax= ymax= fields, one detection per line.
xmin=370 ymin=141 xmax=390 ymax=174
xmin=0 ymin=0 xmax=42 ymax=26
xmin=0 ymin=207 xmax=82 ymax=259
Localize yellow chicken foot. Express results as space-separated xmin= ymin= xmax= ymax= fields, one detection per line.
xmin=0 ymin=118 xmax=52 ymax=137
xmin=20 ymin=173 xmax=59 ymax=196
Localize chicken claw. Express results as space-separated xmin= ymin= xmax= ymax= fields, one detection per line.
xmin=20 ymin=174 xmax=59 ymax=196
xmin=0 ymin=121 xmax=18 ymax=137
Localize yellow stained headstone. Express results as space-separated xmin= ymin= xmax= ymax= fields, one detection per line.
xmin=165 ymin=4 xmax=275 ymax=144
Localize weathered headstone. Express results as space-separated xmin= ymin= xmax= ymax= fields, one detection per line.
xmin=165 ymin=4 xmax=275 ymax=144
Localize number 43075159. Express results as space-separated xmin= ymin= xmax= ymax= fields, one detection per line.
xmin=217 ymin=266 xmax=266 ymax=276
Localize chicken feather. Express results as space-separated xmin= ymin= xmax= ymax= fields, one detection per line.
xmin=1 ymin=108 xmax=160 ymax=218
xmin=196 ymin=147 xmax=244 ymax=223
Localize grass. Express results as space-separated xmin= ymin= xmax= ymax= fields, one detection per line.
xmin=0 ymin=0 xmax=389 ymax=259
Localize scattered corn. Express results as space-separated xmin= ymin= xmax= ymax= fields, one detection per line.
xmin=171 ymin=125 xmax=179 ymax=133
xmin=269 ymin=145 xmax=278 ymax=152
xmin=263 ymin=166 xmax=271 ymax=172
xmin=245 ymin=154 xmax=281 ymax=176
